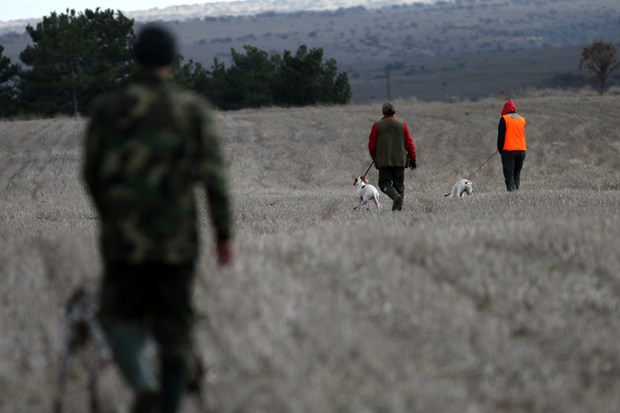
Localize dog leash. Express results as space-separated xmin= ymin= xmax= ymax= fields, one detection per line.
xmin=466 ymin=150 xmax=498 ymax=181
xmin=362 ymin=160 xmax=375 ymax=179
xmin=444 ymin=150 xmax=498 ymax=196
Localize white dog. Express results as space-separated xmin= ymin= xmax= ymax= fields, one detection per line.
xmin=54 ymin=285 xmax=112 ymax=413
xmin=54 ymin=285 xmax=206 ymax=413
xmin=445 ymin=179 xmax=473 ymax=198
xmin=353 ymin=176 xmax=381 ymax=210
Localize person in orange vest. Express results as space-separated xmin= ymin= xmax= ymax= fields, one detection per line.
xmin=497 ymin=100 xmax=526 ymax=191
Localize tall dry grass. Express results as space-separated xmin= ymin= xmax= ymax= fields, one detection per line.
xmin=1 ymin=89 xmax=620 ymax=413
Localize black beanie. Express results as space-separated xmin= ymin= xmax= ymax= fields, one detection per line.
xmin=134 ymin=24 xmax=177 ymax=67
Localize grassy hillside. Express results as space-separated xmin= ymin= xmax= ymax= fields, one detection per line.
xmin=1 ymin=0 xmax=619 ymax=102
xmin=172 ymin=0 xmax=620 ymax=101
xmin=1 ymin=89 xmax=620 ymax=412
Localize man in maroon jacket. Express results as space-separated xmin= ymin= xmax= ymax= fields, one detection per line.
xmin=368 ymin=101 xmax=417 ymax=211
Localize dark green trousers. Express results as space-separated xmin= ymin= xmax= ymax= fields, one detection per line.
xmin=378 ymin=167 xmax=405 ymax=210
xmin=378 ymin=167 xmax=405 ymax=197
xmin=99 ymin=261 xmax=196 ymax=413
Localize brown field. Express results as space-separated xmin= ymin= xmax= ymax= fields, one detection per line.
xmin=1 ymin=89 xmax=620 ymax=412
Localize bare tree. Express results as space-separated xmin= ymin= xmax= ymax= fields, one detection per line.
xmin=579 ymin=41 xmax=619 ymax=95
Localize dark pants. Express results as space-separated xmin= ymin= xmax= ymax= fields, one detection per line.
xmin=500 ymin=151 xmax=526 ymax=191
xmin=378 ymin=167 xmax=405 ymax=210
xmin=99 ymin=261 xmax=196 ymax=413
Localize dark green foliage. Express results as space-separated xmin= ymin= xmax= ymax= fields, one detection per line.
xmin=0 ymin=45 xmax=20 ymax=117
xmin=172 ymin=56 xmax=212 ymax=93
xmin=273 ymin=45 xmax=351 ymax=106
xmin=223 ymin=46 xmax=277 ymax=109
xmin=11 ymin=9 xmax=349 ymax=117
xmin=174 ymin=44 xmax=351 ymax=110
xmin=19 ymin=8 xmax=135 ymax=116
xmin=321 ymin=59 xmax=352 ymax=105
xmin=274 ymin=46 xmax=323 ymax=106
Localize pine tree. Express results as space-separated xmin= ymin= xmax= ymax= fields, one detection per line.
xmin=174 ymin=44 xmax=351 ymax=110
xmin=320 ymin=58 xmax=352 ymax=104
xmin=0 ymin=45 xmax=20 ymax=117
xmin=274 ymin=45 xmax=324 ymax=106
xmin=19 ymin=8 xmax=134 ymax=116
xmin=224 ymin=46 xmax=277 ymax=109
xmin=173 ymin=56 xmax=212 ymax=94
xmin=273 ymin=45 xmax=351 ymax=106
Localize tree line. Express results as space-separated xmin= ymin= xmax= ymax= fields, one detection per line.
xmin=0 ymin=8 xmax=351 ymax=118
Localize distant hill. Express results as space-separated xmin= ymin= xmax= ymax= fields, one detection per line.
xmin=0 ymin=0 xmax=433 ymax=33
xmin=1 ymin=0 xmax=619 ymax=103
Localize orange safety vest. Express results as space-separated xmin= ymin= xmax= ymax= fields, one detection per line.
xmin=502 ymin=113 xmax=526 ymax=151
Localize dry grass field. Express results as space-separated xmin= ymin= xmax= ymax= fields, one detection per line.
xmin=1 ymin=89 xmax=620 ymax=413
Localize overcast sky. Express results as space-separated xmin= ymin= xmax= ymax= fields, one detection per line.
xmin=1 ymin=1 xmax=237 ymax=21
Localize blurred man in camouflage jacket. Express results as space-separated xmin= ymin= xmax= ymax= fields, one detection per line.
xmin=83 ymin=24 xmax=233 ymax=413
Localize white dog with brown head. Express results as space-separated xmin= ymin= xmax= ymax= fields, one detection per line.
xmin=54 ymin=285 xmax=206 ymax=413
xmin=353 ymin=176 xmax=381 ymax=210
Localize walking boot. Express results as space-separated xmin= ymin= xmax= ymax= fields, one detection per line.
xmin=392 ymin=194 xmax=403 ymax=211
xmin=382 ymin=185 xmax=402 ymax=211
xmin=131 ymin=389 xmax=160 ymax=413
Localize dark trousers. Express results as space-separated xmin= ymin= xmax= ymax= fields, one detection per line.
xmin=378 ymin=167 xmax=405 ymax=211
xmin=99 ymin=261 xmax=196 ymax=413
xmin=500 ymin=151 xmax=526 ymax=191
xmin=378 ymin=167 xmax=405 ymax=198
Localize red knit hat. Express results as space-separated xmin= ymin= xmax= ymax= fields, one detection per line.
xmin=501 ymin=100 xmax=516 ymax=116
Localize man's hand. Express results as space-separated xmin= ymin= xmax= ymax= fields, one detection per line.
xmin=409 ymin=158 xmax=417 ymax=170
xmin=216 ymin=239 xmax=234 ymax=266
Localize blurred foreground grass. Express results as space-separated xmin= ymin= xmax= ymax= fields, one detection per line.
xmin=1 ymin=90 xmax=619 ymax=412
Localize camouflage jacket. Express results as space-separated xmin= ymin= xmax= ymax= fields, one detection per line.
xmin=83 ymin=72 xmax=232 ymax=264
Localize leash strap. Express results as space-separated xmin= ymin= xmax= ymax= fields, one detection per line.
xmin=466 ymin=150 xmax=498 ymax=181
xmin=362 ymin=160 xmax=375 ymax=179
